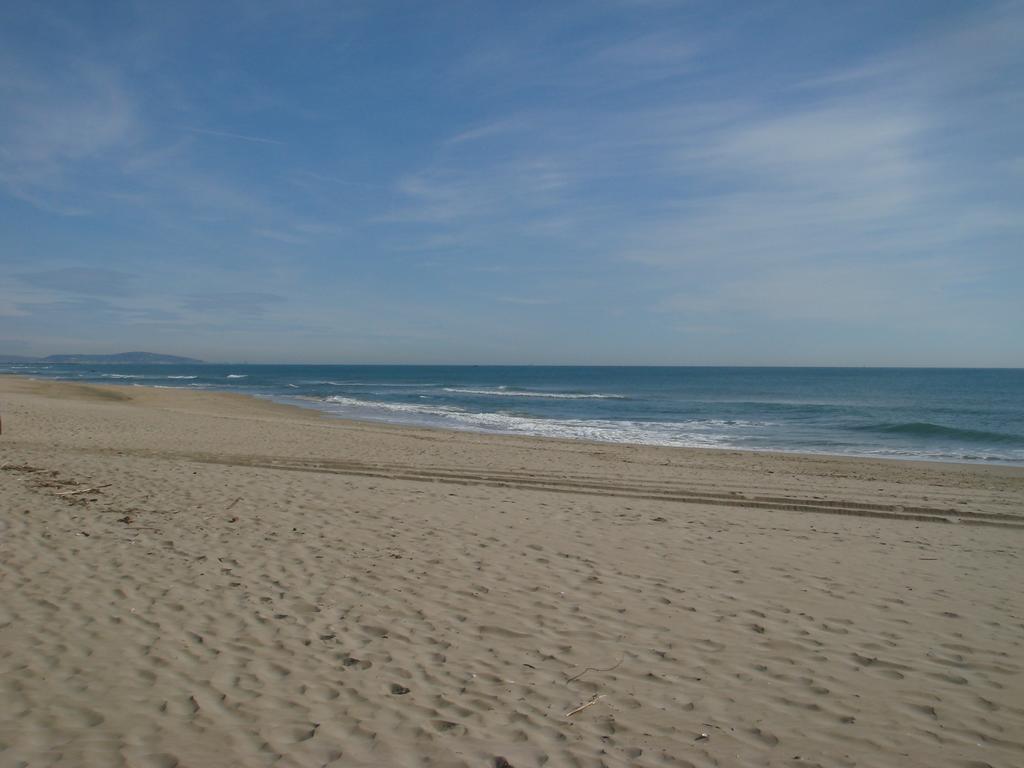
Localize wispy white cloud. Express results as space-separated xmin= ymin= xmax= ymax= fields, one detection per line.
xmin=660 ymin=257 xmax=990 ymax=324
xmin=385 ymin=156 xmax=573 ymax=226
xmin=182 ymin=126 xmax=285 ymax=145
xmin=624 ymin=102 xmax=933 ymax=266
xmin=619 ymin=3 xmax=1023 ymax=299
xmin=383 ymin=0 xmax=1022 ymax=349
xmin=496 ymin=296 xmax=555 ymax=306
xmin=807 ymin=0 xmax=1024 ymax=98
xmin=445 ymin=118 xmax=531 ymax=146
xmin=290 ymin=170 xmax=385 ymax=189
xmin=253 ymin=228 xmax=308 ymax=244
xmin=0 ymin=26 xmax=342 ymax=239
xmin=183 ymin=292 xmax=286 ymax=316
xmin=588 ymin=30 xmax=696 ymax=79
xmin=0 ymin=61 xmax=138 ymax=214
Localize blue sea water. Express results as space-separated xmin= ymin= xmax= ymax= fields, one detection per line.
xmin=3 ymin=364 xmax=1023 ymax=465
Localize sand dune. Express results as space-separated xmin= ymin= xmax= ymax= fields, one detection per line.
xmin=1 ymin=376 xmax=1022 ymax=767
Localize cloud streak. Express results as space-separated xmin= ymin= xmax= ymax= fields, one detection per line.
xmin=0 ymin=59 xmax=138 ymax=214
xmin=183 ymin=292 xmax=287 ymax=316
xmin=182 ymin=127 xmax=286 ymax=145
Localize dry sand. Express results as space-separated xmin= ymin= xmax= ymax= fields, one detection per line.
xmin=0 ymin=375 xmax=1022 ymax=768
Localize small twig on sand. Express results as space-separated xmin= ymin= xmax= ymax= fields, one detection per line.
xmin=566 ymin=654 xmax=624 ymax=683
xmin=226 ymin=497 xmax=242 ymax=510
xmin=55 ymin=484 xmax=112 ymax=497
xmin=565 ymin=695 xmax=605 ymax=717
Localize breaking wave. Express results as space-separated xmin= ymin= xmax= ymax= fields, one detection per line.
xmin=854 ymin=422 xmax=1024 ymax=446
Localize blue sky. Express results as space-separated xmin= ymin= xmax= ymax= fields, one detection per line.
xmin=1 ymin=0 xmax=1021 ymax=365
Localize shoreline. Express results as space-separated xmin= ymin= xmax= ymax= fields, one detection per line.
xmin=271 ymin=392 xmax=1024 ymax=469
xmin=2 ymin=374 xmax=1022 ymax=528
xmin=1 ymin=374 xmax=1023 ymax=766
xmin=5 ymin=372 xmax=1023 ymax=469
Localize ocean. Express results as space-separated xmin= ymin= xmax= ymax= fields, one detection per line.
xmin=3 ymin=364 xmax=1023 ymax=465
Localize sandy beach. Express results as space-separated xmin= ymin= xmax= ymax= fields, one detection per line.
xmin=1 ymin=375 xmax=1022 ymax=768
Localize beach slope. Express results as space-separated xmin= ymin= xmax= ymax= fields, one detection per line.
xmin=1 ymin=376 xmax=1022 ymax=767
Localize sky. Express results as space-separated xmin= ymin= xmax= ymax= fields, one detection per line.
xmin=1 ymin=0 xmax=1022 ymax=366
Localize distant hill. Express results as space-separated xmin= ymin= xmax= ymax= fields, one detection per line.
xmin=0 ymin=351 xmax=204 ymax=365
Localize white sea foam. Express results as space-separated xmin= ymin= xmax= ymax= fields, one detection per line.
xmin=102 ymin=373 xmax=144 ymax=379
xmin=323 ymin=395 xmax=463 ymax=416
xmin=226 ymin=374 xmax=247 ymax=379
xmin=166 ymin=375 xmax=197 ymax=379
xmin=317 ymin=394 xmax=737 ymax=448
xmin=442 ymin=387 xmax=625 ymax=400
xmin=298 ymin=393 xmax=1024 ymax=463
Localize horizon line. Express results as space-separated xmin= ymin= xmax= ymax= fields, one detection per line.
xmin=3 ymin=359 xmax=1021 ymax=370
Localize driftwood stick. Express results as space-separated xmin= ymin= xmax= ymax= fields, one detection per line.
xmin=566 ymin=654 xmax=624 ymax=683
xmin=565 ymin=695 xmax=605 ymax=717
xmin=226 ymin=497 xmax=242 ymax=510
xmin=55 ymin=484 xmax=112 ymax=496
